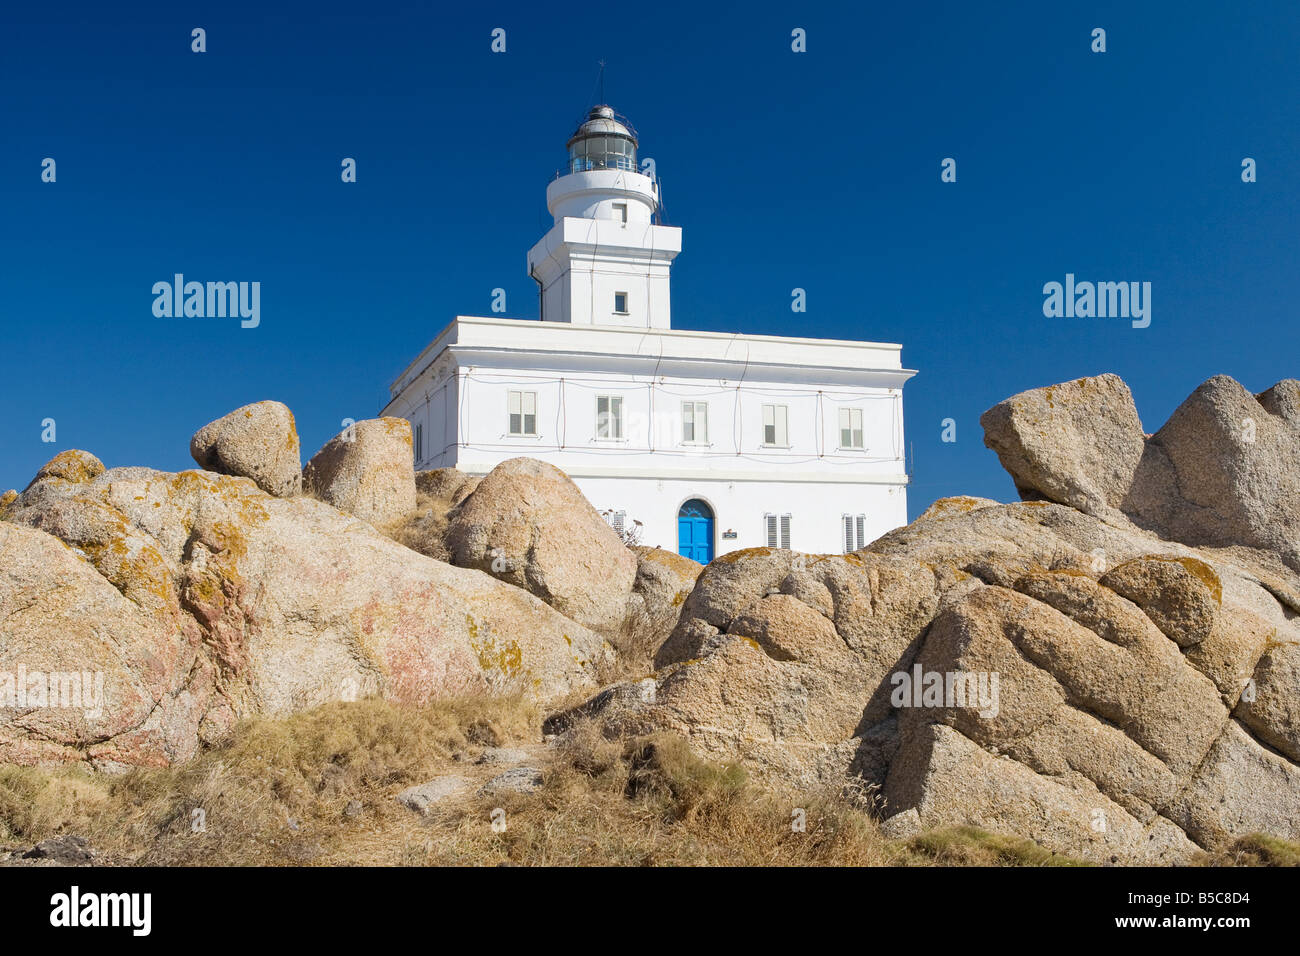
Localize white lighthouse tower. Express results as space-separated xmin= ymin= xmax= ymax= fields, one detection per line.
xmin=383 ymin=101 xmax=915 ymax=562
xmin=527 ymin=106 xmax=681 ymax=329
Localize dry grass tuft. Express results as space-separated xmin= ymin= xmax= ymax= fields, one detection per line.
xmin=598 ymin=599 xmax=669 ymax=682
xmin=403 ymin=719 xmax=897 ymax=867
xmin=1 ymin=694 xmax=539 ymax=865
xmin=1 ymin=697 xmax=1291 ymax=867
xmin=903 ymin=826 xmax=1091 ymax=867
xmin=381 ymin=490 xmax=457 ymax=562
xmin=1195 ymin=832 xmax=1300 ymax=867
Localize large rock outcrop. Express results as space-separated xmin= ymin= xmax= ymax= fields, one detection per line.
xmin=1129 ymin=376 xmax=1300 ymax=570
xmin=445 ymin=458 xmax=637 ymax=633
xmin=980 ymin=374 xmax=1145 ymax=523
xmin=983 ymin=373 xmax=1300 ymax=571
xmin=564 ymin=498 xmax=1300 ymax=862
xmin=190 ymin=401 xmax=302 ymax=497
xmin=7 ymin=374 xmax=1299 ymax=866
xmin=0 ymin=520 xmax=204 ymax=767
xmin=558 ymin=373 xmax=1300 ymax=863
xmin=1 ymin=452 xmax=608 ymax=768
xmin=630 ymin=546 xmax=701 ymax=633
xmin=304 ymin=418 xmax=416 ymax=527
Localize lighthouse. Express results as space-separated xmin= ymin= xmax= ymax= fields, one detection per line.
xmin=382 ymin=100 xmax=915 ymax=561
xmin=527 ymin=106 xmax=681 ymax=329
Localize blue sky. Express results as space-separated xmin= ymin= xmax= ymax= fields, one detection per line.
xmin=2 ymin=1 xmax=1297 ymax=520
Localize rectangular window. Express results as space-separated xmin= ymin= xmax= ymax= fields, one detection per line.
xmin=596 ymin=395 xmax=624 ymax=439
xmin=839 ymin=407 xmax=865 ymax=449
xmin=508 ymin=390 xmax=537 ymax=436
xmin=765 ymin=513 xmax=792 ymax=549
xmin=843 ymin=514 xmax=867 ymax=552
xmin=614 ymin=291 xmax=629 ymax=314
xmin=682 ymin=401 xmax=709 ymax=444
xmin=415 ymin=422 xmax=423 ymax=462
xmin=613 ymin=202 xmax=628 ymax=223
xmin=762 ymin=404 xmax=789 ymax=446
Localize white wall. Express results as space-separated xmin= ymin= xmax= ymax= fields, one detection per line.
xmin=449 ymin=366 xmax=906 ymax=482
xmin=528 ymin=217 xmax=680 ymax=330
xmin=435 ymin=367 xmax=908 ymax=555
xmin=391 ymin=368 xmax=458 ymax=470
xmin=382 ymin=319 xmax=915 ymax=558
xmin=567 ymin=475 xmax=906 ymax=556
xmin=545 ymin=169 xmax=657 ymax=223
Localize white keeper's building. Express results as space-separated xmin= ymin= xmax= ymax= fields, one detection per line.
xmin=382 ymin=105 xmax=915 ymax=563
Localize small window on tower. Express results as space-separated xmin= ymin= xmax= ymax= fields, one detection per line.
xmin=613 ymin=203 xmax=628 ymax=224
xmin=614 ymin=292 xmax=629 ymax=315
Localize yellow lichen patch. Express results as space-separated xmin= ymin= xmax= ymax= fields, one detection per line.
xmin=925 ymin=562 xmax=972 ymax=582
xmin=35 ymin=450 xmax=105 ymax=484
xmin=917 ymin=496 xmax=996 ymax=522
xmin=638 ymin=547 xmax=701 ymax=573
xmin=380 ymin=418 xmax=414 ymax=449
xmin=1174 ymin=557 xmax=1223 ymax=605
xmin=1043 ymin=566 xmax=1093 ymax=578
xmin=206 ymin=520 xmax=251 ymax=562
xmin=466 ymin=613 xmax=525 ymax=681
xmin=1260 ymin=628 xmax=1291 ymax=654
xmin=715 ymin=547 xmax=775 ymax=565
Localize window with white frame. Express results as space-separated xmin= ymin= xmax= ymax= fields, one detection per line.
xmin=508 ymin=390 xmax=537 ymax=436
xmin=682 ymin=401 xmax=709 ymax=444
xmin=613 ymin=291 xmax=629 ymax=314
xmin=596 ymin=395 xmax=624 ymax=439
xmin=414 ymin=422 xmax=423 ymax=462
xmin=839 ymin=407 xmax=865 ymax=449
xmin=765 ymin=513 xmax=792 ymax=549
xmin=843 ymin=514 xmax=867 ymax=553
xmin=762 ymin=404 xmax=788 ymax=446
xmin=613 ymin=202 xmax=628 ymax=224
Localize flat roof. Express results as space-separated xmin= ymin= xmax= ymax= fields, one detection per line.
xmin=389 ymin=315 xmax=912 ymax=397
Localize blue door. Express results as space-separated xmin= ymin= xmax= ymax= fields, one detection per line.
xmin=677 ymin=499 xmax=714 ymax=564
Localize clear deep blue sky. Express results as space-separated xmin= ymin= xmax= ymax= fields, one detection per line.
xmin=2 ymin=1 xmax=1296 ymax=520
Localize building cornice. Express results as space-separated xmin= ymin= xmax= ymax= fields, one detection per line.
xmin=387 ymin=315 xmax=914 ymax=399
xmin=447 ymin=345 xmax=915 ymax=389
xmin=453 ymin=460 xmax=910 ymax=485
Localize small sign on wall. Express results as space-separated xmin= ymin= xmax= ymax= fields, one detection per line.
xmin=721 ymin=529 xmax=738 ymax=540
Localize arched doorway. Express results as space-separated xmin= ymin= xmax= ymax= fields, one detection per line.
xmin=677 ymin=498 xmax=714 ymax=564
